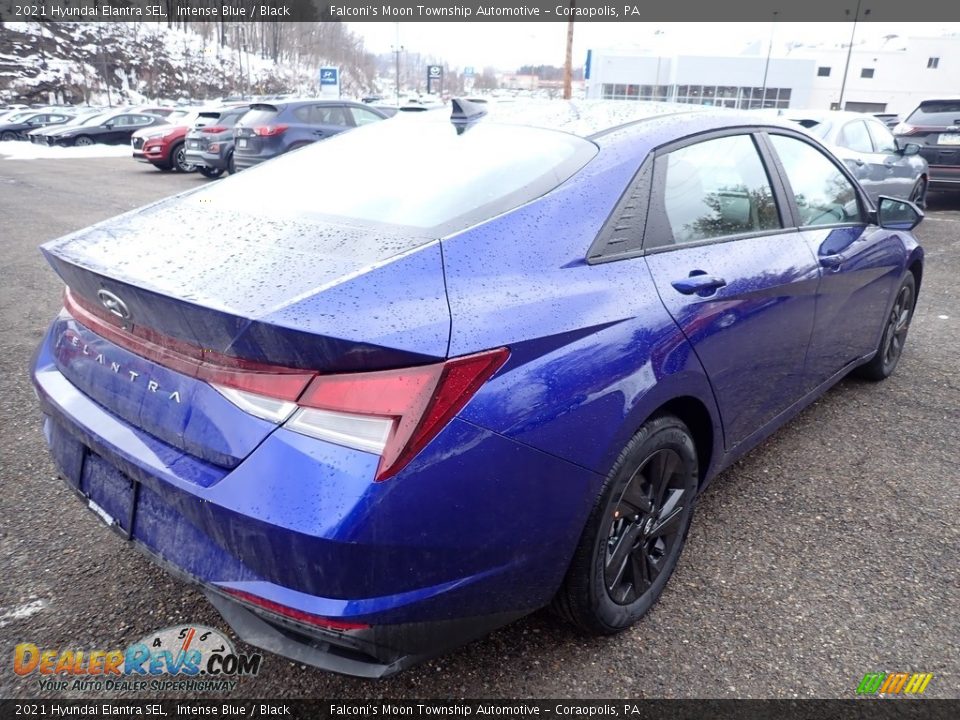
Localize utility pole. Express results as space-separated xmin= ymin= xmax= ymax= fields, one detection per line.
xmin=760 ymin=11 xmax=779 ymax=109
xmin=838 ymin=0 xmax=869 ymax=110
xmin=392 ymin=23 xmax=403 ymax=105
xmin=563 ymin=0 xmax=575 ymax=99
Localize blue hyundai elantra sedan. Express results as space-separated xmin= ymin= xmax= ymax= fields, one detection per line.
xmin=31 ymin=101 xmax=923 ymax=677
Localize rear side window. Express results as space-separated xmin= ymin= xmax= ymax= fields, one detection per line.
xmin=839 ymin=121 xmax=872 ymax=153
xmin=769 ymin=134 xmax=864 ymax=226
xmin=659 ymin=134 xmax=780 ymax=245
xmin=866 ymin=120 xmax=897 ymax=153
xmin=310 ymin=105 xmax=349 ymax=125
xmin=907 ymin=101 xmax=960 ymax=126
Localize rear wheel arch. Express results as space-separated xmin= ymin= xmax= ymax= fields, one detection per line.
xmin=647 ymin=396 xmax=715 ymax=487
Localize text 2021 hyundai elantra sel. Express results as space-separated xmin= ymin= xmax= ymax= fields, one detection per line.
xmin=31 ymin=102 xmax=923 ymax=677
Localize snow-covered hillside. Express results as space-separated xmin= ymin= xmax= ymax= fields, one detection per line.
xmin=0 ymin=21 xmax=374 ymax=104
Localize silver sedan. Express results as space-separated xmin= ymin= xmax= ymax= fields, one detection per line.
xmin=787 ymin=110 xmax=928 ymax=208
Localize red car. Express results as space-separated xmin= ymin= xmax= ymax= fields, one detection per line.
xmin=131 ymin=109 xmax=203 ymax=172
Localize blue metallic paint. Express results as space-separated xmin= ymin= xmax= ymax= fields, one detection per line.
xmin=30 ymin=109 xmax=923 ymax=674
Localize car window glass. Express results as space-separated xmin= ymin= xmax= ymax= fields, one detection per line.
xmin=866 ymin=120 xmax=897 ymax=153
xmin=907 ymin=101 xmax=960 ymax=125
xmin=769 ymin=134 xmax=864 ymax=227
xmin=661 ymin=134 xmax=780 ymax=244
xmin=112 ymin=116 xmax=131 ymax=127
xmin=292 ymin=106 xmax=312 ymax=123
xmin=311 ymin=105 xmax=348 ymax=125
xmin=350 ymin=107 xmax=384 ymax=126
xmin=839 ymin=121 xmax=872 ymax=153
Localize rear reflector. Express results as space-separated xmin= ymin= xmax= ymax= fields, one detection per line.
xmin=200 ymin=126 xmax=227 ymax=134
xmin=221 ymin=588 xmax=369 ymax=631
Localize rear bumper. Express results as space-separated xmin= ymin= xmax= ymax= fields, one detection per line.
xmin=185 ymin=148 xmax=229 ymax=171
xmin=232 ymin=152 xmax=273 ymax=171
xmin=30 ymin=321 xmax=596 ymax=674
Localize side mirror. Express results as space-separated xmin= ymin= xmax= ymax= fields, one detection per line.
xmin=877 ymin=196 xmax=923 ymax=231
xmin=900 ymin=142 xmax=921 ymax=156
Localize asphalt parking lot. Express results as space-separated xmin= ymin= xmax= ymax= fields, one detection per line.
xmin=0 ymin=155 xmax=957 ymax=700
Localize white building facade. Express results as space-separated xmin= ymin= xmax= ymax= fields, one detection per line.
xmin=584 ymin=35 xmax=960 ymax=116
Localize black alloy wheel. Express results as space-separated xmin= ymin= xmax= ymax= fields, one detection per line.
xmin=856 ymin=273 xmax=917 ymax=381
xmin=553 ymin=415 xmax=699 ymax=634
xmin=73 ymin=135 xmax=94 ymax=146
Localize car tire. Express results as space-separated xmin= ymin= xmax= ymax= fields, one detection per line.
xmin=171 ymin=143 xmax=194 ymax=173
xmin=73 ymin=136 xmax=94 ymax=147
xmin=1 ymin=131 xmax=17 ymax=142
xmin=909 ymin=177 xmax=927 ymax=210
xmin=552 ymin=415 xmax=699 ymax=635
xmin=198 ymin=166 xmax=224 ymax=179
xmin=854 ymin=272 xmax=917 ymax=381
xmin=227 ymin=152 xmax=236 ymax=175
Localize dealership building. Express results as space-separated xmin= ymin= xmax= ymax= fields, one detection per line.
xmin=584 ymin=35 xmax=960 ymax=116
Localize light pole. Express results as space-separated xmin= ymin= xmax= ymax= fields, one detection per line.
xmin=653 ymin=29 xmax=664 ymax=101
xmin=392 ymin=22 xmax=404 ymax=105
xmin=838 ymin=0 xmax=870 ymax=110
xmin=760 ymin=10 xmax=779 ymax=109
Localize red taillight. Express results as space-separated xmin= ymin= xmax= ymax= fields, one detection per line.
xmin=297 ymin=348 xmax=509 ymax=481
xmin=254 ymin=124 xmax=288 ymax=137
xmin=221 ymin=588 xmax=369 ymax=631
xmin=200 ymin=125 xmax=227 ymax=134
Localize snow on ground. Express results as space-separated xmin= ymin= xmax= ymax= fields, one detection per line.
xmin=0 ymin=141 xmax=132 ymax=160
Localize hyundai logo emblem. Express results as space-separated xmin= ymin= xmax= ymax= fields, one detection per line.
xmin=97 ymin=289 xmax=130 ymax=320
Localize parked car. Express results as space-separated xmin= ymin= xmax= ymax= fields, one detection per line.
xmin=232 ymin=100 xmax=389 ymax=170
xmin=788 ymin=111 xmax=928 ymax=207
xmin=131 ymin=109 xmax=215 ymax=172
xmin=52 ymin=112 xmax=166 ymax=146
xmin=895 ymin=98 xmax=960 ymax=192
xmin=183 ymin=104 xmax=250 ymax=178
xmin=32 ymin=103 xmax=923 ymax=677
xmin=0 ymin=110 xmax=73 ymax=141
xmin=27 ymin=109 xmax=106 ymax=144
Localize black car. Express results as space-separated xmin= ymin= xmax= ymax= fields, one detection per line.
xmin=183 ymin=104 xmax=250 ymax=178
xmin=52 ymin=112 xmax=166 ymax=146
xmin=28 ymin=110 xmax=107 ymax=144
xmin=0 ymin=110 xmax=73 ymax=141
xmin=232 ymin=100 xmax=389 ymax=170
xmin=895 ymin=99 xmax=960 ymax=190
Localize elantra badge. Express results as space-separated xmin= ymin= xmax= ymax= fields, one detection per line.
xmin=97 ymin=289 xmax=130 ymax=320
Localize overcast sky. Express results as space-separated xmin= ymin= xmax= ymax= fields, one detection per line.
xmin=347 ymin=22 xmax=959 ymax=70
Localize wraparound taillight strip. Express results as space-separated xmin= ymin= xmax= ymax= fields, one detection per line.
xmin=62 ymin=287 xmax=510 ymax=480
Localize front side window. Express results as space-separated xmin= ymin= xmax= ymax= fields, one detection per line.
xmin=350 ymin=106 xmax=384 ymax=126
xmin=659 ymin=135 xmax=780 ymax=245
xmin=769 ymin=134 xmax=863 ymax=227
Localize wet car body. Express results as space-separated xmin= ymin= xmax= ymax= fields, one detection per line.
xmin=32 ymin=103 xmax=923 ymax=677
xmin=788 ymin=110 xmax=928 ymax=206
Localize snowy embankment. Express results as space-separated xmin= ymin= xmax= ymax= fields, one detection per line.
xmin=0 ymin=141 xmax=132 ymax=160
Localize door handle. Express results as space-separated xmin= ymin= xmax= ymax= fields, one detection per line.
xmin=853 ymin=158 xmax=865 ymax=166
xmin=671 ymin=275 xmax=727 ymax=296
xmin=820 ymin=254 xmax=843 ymax=271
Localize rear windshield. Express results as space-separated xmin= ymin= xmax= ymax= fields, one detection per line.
xmin=239 ymin=106 xmax=279 ymax=125
xmin=907 ymin=101 xmax=960 ymax=126
xmin=203 ymin=118 xmax=597 ymax=232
